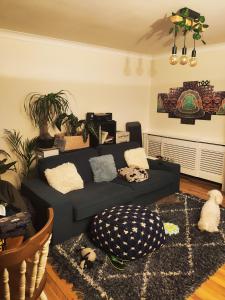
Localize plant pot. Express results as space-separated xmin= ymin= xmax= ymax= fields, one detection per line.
xmin=37 ymin=137 xmax=55 ymax=149
xmin=63 ymin=135 xmax=89 ymax=151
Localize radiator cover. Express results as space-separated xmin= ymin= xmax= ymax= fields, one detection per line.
xmin=143 ymin=134 xmax=225 ymax=184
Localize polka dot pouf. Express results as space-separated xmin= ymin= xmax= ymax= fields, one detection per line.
xmin=90 ymin=205 xmax=166 ymax=260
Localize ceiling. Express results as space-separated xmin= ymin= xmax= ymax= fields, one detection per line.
xmin=0 ymin=0 xmax=224 ymax=55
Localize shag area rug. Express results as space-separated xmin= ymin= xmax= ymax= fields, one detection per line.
xmin=51 ymin=193 xmax=225 ymax=300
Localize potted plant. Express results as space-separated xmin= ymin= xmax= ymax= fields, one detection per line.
xmin=55 ymin=113 xmax=97 ymax=151
xmin=4 ymin=129 xmax=38 ymax=177
xmin=0 ymin=149 xmax=16 ymax=179
xmin=169 ymin=7 xmax=209 ymax=44
xmin=24 ymin=90 xmax=70 ymax=148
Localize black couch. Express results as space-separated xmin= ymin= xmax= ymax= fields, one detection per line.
xmin=21 ymin=142 xmax=180 ymax=245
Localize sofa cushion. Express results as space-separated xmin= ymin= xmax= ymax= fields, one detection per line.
xmin=124 ymin=147 xmax=149 ymax=169
xmin=97 ymin=142 xmax=139 ymax=169
xmin=113 ymin=170 xmax=175 ymax=196
xmin=89 ymin=154 xmax=117 ymax=182
xmin=68 ymin=182 xmax=135 ymax=221
xmin=38 ymin=147 xmax=98 ymax=183
xmin=44 ymin=162 xmax=84 ymax=194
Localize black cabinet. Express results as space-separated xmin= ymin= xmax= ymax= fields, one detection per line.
xmin=90 ymin=120 xmax=116 ymax=147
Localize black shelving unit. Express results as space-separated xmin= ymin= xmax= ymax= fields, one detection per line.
xmin=90 ymin=120 xmax=116 ymax=147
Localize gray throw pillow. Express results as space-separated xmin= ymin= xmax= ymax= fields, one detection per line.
xmin=89 ymin=154 xmax=117 ymax=182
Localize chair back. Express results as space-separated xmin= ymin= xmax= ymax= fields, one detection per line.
xmin=0 ymin=208 xmax=54 ymax=300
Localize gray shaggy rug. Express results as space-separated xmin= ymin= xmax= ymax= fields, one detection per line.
xmin=51 ymin=193 xmax=225 ymax=300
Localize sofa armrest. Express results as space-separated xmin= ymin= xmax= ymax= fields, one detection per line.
xmin=148 ymin=158 xmax=180 ymax=174
xmin=21 ymin=178 xmax=69 ymax=209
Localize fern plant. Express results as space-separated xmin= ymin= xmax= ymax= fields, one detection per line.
xmin=4 ymin=129 xmax=38 ymax=177
xmin=0 ymin=149 xmax=16 ymax=178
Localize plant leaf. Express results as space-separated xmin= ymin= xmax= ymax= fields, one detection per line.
xmin=203 ymin=24 xmax=209 ymax=28
xmin=169 ymin=27 xmax=174 ymax=34
xmin=199 ymin=16 xmax=205 ymax=23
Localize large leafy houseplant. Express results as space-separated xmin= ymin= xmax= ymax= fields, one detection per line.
xmin=24 ymin=90 xmax=70 ymax=147
xmin=4 ymin=129 xmax=38 ymax=177
xmin=55 ymin=113 xmax=97 ymax=142
xmin=0 ymin=149 xmax=16 ymax=179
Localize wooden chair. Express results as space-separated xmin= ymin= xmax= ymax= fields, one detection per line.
xmin=0 ymin=208 xmax=54 ymax=300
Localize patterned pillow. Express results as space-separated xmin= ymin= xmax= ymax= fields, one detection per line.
xmin=118 ymin=166 xmax=148 ymax=182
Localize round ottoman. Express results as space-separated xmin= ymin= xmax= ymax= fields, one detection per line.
xmin=90 ymin=205 xmax=166 ymax=260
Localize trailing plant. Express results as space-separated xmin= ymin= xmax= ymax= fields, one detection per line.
xmin=55 ymin=113 xmax=98 ymax=142
xmin=4 ymin=129 xmax=38 ymax=177
xmin=169 ymin=7 xmax=209 ymax=44
xmin=24 ymin=90 xmax=70 ymax=139
xmin=0 ymin=149 xmax=16 ymax=178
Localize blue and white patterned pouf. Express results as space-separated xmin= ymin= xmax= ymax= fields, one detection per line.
xmin=90 ymin=205 xmax=166 ymax=260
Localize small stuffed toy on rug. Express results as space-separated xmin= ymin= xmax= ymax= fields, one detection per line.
xmin=79 ymin=247 xmax=97 ymax=271
xmin=118 ymin=166 xmax=148 ymax=182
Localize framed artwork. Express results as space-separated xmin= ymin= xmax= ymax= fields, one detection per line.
xmin=157 ymin=81 xmax=225 ymax=124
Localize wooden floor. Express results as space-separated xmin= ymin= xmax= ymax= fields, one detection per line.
xmin=45 ymin=175 xmax=225 ymax=300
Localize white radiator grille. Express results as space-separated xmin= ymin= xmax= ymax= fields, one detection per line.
xmin=143 ymin=133 xmax=225 ymax=184
xmin=162 ymin=139 xmax=198 ymax=176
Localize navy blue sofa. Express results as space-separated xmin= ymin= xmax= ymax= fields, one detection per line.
xmin=21 ymin=142 xmax=180 ymax=245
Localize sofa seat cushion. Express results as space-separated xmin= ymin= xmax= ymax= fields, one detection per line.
xmin=69 ymin=182 xmax=134 ymax=221
xmin=113 ymin=170 xmax=175 ymax=196
xmin=97 ymin=142 xmax=139 ymax=169
xmin=38 ymin=147 xmax=98 ymax=183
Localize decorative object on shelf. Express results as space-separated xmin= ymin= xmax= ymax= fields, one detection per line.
xmin=169 ymin=7 xmax=209 ymax=67
xmin=24 ymin=90 xmax=70 ymax=148
xmin=0 ymin=149 xmax=16 ymax=179
xmin=36 ymin=147 xmax=59 ymax=159
xmin=157 ymin=80 xmax=225 ymax=124
xmin=116 ymin=131 xmax=130 ymax=144
xmin=4 ymin=129 xmax=37 ymax=177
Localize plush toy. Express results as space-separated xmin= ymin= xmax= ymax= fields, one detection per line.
xmin=79 ymin=247 xmax=97 ymax=271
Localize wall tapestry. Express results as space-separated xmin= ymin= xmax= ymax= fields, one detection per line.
xmin=157 ymin=81 xmax=225 ymax=124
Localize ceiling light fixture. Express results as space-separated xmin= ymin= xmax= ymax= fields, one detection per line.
xmin=169 ymin=7 xmax=209 ymax=67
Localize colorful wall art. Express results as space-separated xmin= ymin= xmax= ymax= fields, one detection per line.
xmin=157 ymin=81 xmax=225 ymax=124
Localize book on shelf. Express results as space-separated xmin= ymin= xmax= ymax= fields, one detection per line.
xmin=101 ymin=131 xmax=108 ymax=144
xmin=36 ymin=147 xmax=59 ymax=159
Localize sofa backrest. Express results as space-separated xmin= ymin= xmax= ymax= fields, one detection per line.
xmin=38 ymin=147 xmax=98 ymax=183
xmin=97 ymin=142 xmax=139 ymax=169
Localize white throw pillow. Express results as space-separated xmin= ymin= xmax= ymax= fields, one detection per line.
xmin=44 ymin=162 xmax=84 ymax=194
xmin=124 ymin=147 xmax=149 ymax=169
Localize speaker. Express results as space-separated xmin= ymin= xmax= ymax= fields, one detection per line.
xmin=126 ymin=122 xmax=142 ymax=146
xmin=86 ymin=112 xmax=95 ymax=121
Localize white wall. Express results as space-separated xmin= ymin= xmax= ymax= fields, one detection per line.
xmin=0 ymin=30 xmax=151 ymax=184
xmin=150 ymin=44 xmax=225 ymax=145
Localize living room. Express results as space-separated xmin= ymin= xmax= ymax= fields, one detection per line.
xmin=0 ymin=1 xmax=225 ymax=299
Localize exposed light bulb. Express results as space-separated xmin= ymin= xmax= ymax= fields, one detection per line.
xmin=169 ymin=45 xmax=178 ymax=65
xmin=189 ymin=57 xmax=197 ymax=67
xmin=189 ymin=48 xmax=197 ymax=67
xmin=180 ymin=55 xmax=188 ymax=65
xmin=169 ymin=54 xmax=178 ymax=65
xmin=180 ymin=47 xmax=188 ymax=65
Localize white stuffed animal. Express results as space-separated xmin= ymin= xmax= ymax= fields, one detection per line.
xmin=80 ymin=247 xmax=97 ymax=270
xmin=198 ymin=189 xmax=223 ymax=233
